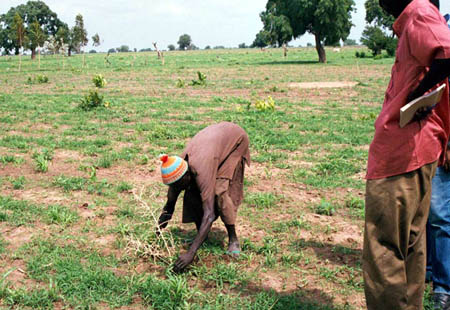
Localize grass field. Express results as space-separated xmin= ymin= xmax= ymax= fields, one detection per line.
xmin=0 ymin=47 xmax=414 ymax=309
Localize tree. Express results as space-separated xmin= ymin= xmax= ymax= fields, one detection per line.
xmin=55 ymin=24 xmax=72 ymax=55
xmin=71 ymin=14 xmax=88 ymax=53
xmin=11 ymin=13 xmax=26 ymax=71
xmin=0 ymin=1 xmax=65 ymax=58
xmin=27 ymin=19 xmax=46 ymax=68
xmin=177 ymin=34 xmax=191 ymax=50
xmin=260 ymin=0 xmax=355 ymax=63
xmin=259 ymin=5 xmax=293 ymax=47
xmin=344 ymin=38 xmax=358 ymax=46
xmin=365 ymin=0 xmax=394 ymax=29
xmin=92 ymin=33 xmax=100 ymax=47
xmin=362 ymin=0 xmax=397 ymax=57
xmin=252 ymin=30 xmax=270 ymax=48
xmin=117 ymin=45 xmax=130 ymax=53
xmin=167 ymin=44 xmax=175 ymax=51
xmin=0 ymin=24 xmax=9 ymax=54
xmin=238 ymin=43 xmax=247 ymax=48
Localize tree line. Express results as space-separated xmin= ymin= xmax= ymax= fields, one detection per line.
xmin=253 ymin=0 xmax=397 ymax=63
xmin=0 ymin=0 xmax=100 ymax=58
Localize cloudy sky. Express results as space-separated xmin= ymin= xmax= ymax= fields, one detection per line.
xmin=1 ymin=1 xmax=449 ymax=51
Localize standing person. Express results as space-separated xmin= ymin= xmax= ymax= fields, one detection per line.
xmin=363 ymin=0 xmax=450 ymax=309
xmin=426 ymin=11 xmax=450 ymax=310
xmin=157 ymin=122 xmax=250 ymax=272
xmin=428 ymin=147 xmax=450 ymax=310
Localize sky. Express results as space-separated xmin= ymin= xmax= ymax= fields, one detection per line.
xmin=1 ymin=0 xmax=450 ymax=52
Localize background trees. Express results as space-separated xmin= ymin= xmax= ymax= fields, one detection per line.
xmin=0 ymin=1 xmax=97 ymax=59
xmin=0 ymin=1 xmax=65 ymax=58
xmin=177 ymin=34 xmax=192 ymax=50
xmin=361 ymin=0 xmax=397 ymax=56
xmin=256 ymin=0 xmax=355 ymax=63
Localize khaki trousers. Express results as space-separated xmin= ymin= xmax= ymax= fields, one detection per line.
xmin=363 ymin=161 xmax=437 ymax=310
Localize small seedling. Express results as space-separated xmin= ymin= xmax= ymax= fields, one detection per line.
xmin=176 ymin=78 xmax=185 ymax=88
xmin=253 ymin=96 xmax=275 ymax=112
xmin=11 ymin=176 xmax=26 ymax=189
xmin=191 ymin=71 xmax=207 ymax=86
xmin=116 ymin=181 xmax=132 ymax=193
xmin=92 ymin=74 xmax=107 ymax=88
xmin=313 ymin=199 xmax=336 ymax=216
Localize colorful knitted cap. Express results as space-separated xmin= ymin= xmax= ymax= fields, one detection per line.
xmin=159 ymin=154 xmax=188 ymax=185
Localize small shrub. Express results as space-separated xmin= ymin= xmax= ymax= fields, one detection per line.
xmin=44 ymin=205 xmax=79 ymax=225
xmin=26 ymin=74 xmax=49 ymax=85
xmin=117 ymin=181 xmax=132 ymax=193
xmin=36 ymin=74 xmax=49 ymax=83
xmin=0 ymin=155 xmax=24 ymax=165
xmin=252 ymin=96 xmax=275 ymax=112
xmin=191 ymin=71 xmax=207 ymax=86
xmin=32 ymin=149 xmax=53 ymax=173
xmin=355 ymin=51 xmax=365 ymax=58
xmin=92 ymin=74 xmax=107 ymax=88
xmin=176 ymin=78 xmax=185 ymax=88
xmin=79 ymin=90 xmax=108 ymax=111
xmin=313 ymin=199 xmax=336 ymax=216
xmin=11 ymin=176 xmax=26 ymax=189
xmin=34 ymin=155 xmax=49 ymax=172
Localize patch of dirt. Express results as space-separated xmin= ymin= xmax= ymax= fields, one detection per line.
xmin=1 ymin=226 xmax=34 ymax=250
xmin=96 ymin=163 xmax=160 ymax=186
xmin=0 ymin=258 xmax=38 ymax=288
xmin=7 ymin=188 xmax=70 ymax=206
xmin=288 ymin=81 xmax=358 ymax=89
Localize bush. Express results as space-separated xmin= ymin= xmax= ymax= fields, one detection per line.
xmin=26 ymin=74 xmax=49 ymax=84
xmin=92 ymin=74 xmax=107 ymax=88
xmin=313 ymin=199 xmax=336 ymax=216
xmin=79 ymin=90 xmax=108 ymax=111
xmin=254 ymin=96 xmax=275 ymax=112
xmin=176 ymin=78 xmax=185 ymax=88
xmin=355 ymin=51 xmax=366 ymax=58
xmin=36 ymin=75 xmax=49 ymax=83
xmin=361 ymin=25 xmax=397 ymax=57
xmin=191 ymin=71 xmax=207 ymax=86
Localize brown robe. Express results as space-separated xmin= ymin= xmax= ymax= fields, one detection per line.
xmin=181 ymin=122 xmax=250 ymax=225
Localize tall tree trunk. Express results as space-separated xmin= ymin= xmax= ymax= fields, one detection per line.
xmin=31 ymin=48 xmax=36 ymax=60
xmin=18 ymin=50 xmax=22 ymax=72
xmin=314 ymin=33 xmax=326 ymax=63
xmin=38 ymin=47 xmax=41 ymax=69
xmin=68 ymin=48 xmax=72 ymax=57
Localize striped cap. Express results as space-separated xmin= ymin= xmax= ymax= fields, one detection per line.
xmin=159 ymin=154 xmax=188 ymax=185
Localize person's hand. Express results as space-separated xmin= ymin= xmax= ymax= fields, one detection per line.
xmin=156 ymin=212 xmax=172 ymax=236
xmin=444 ymin=148 xmax=450 ymax=172
xmin=412 ymin=106 xmax=433 ymax=122
xmin=158 ymin=213 xmax=172 ymax=230
xmin=173 ymin=252 xmax=194 ymax=273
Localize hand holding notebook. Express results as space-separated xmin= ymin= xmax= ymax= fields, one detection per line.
xmin=399 ymin=84 xmax=446 ymax=128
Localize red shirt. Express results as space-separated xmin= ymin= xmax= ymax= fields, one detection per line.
xmin=366 ymin=0 xmax=450 ymax=179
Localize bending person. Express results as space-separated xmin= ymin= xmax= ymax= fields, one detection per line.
xmin=157 ymin=122 xmax=250 ymax=272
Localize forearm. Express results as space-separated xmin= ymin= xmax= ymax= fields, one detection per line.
xmin=409 ymin=58 xmax=450 ymax=101
xmin=186 ymin=198 xmax=215 ymax=255
xmin=158 ymin=187 xmax=180 ymax=227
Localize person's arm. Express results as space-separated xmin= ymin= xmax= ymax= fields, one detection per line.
xmin=407 ymin=58 xmax=450 ymax=103
xmin=157 ymin=186 xmax=181 ymax=231
xmin=173 ymin=195 xmax=215 ymax=272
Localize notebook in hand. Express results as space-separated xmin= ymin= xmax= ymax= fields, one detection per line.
xmin=399 ymin=84 xmax=446 ymax=128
